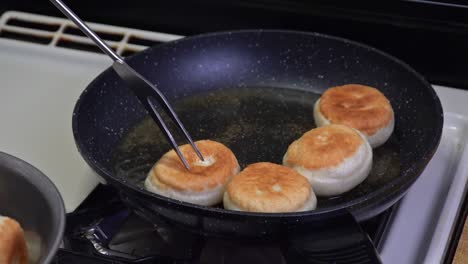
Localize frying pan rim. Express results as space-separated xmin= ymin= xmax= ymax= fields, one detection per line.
xmin=72 ymin=29 xmax=443 ymax=218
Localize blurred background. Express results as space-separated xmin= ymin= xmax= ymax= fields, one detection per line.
xmin=1 ymin=0 xmax=468 ymax=88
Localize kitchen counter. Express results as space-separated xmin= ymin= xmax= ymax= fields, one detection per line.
xmin=454 ymin=218 xmax=468 ymax=263
xmin=452 ymin=193 xmax=468 ymax=263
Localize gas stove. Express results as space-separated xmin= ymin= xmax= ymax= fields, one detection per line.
xmin=0 ymin=11 xmax=466 ymax=264
xmin=53 ymin=184 xmax=392 ymax=264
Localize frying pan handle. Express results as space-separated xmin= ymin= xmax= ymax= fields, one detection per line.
xmin=284 ymin=211 xmax=382 ymax=264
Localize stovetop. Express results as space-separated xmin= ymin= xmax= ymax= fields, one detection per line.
xmin=52 ymin=185 xmax=393 ymax=264
xmin=0 ymin=11 xmax=467 ymax=264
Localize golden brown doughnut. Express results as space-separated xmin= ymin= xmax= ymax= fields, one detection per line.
xmin=0 ymin=216 xmax=28 ymax=264
xmin=145 ymin=140 xmax=240 ymax=206
xmin=314 ymin=84 xmax=394 ymax=147
xmin=223 ymin=162 xmax=317 ymax=212
xmin=283 ymin=124 xmax=372 ymax=196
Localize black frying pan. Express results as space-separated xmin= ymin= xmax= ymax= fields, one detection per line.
xmin=72 ymin=30 xmax=442 ymax=262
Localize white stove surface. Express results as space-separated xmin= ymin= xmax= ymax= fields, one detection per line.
xmin=381 ymin=106 xmax=468 ymax=263
xmin=0 ymin=41 xmax=107 ymax=212
xmin=0 ymin=11 xmax=466 ymax=264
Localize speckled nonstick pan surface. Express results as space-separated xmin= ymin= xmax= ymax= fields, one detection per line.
xmin=72 ymin=30 xmax=443 ymax=240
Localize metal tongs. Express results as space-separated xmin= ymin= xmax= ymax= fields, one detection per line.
xmin=50 ymin=0 xmax=203 ymax=170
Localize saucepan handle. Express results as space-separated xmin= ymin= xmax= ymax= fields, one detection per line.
xmin=284 ymin=211 xmax=382 ymax=264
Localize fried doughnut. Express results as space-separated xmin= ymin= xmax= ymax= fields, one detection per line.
xmin=223 ymin=162 xmax=317 ymax=212
xmin=0 ymin=216 xmax=28 ymax=264
xmin=145 ymin=140 xmax=240 ymax=206
xmin=314 ymin=84 xmax=394 ymax=148
xmin=283 ymin=124 xmax=372 ymax=196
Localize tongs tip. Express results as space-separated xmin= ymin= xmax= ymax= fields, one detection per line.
xmin=189 ymin=142 xmax=205 ymax=162
xmin=177 ymin=151 xmax=204 ymax=172
xmin=180 ymin=142 xmax=204 ymax=171
xmin=179 ymin=155 xmax=191 ymax=171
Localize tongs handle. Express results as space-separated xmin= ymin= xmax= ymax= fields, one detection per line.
xmin=50 ymin=0 xmax=122 ymax=63
xmin=50 ymin=0 xmax=204 ymax=170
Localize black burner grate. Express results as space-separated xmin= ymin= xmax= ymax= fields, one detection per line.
xmin=55 ymin=184 xmax=394 ymax=263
